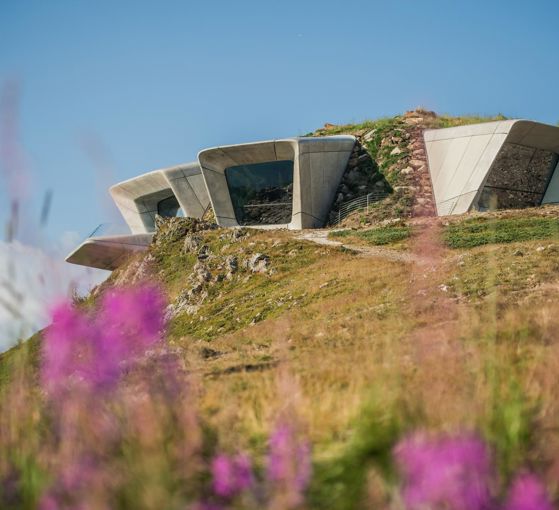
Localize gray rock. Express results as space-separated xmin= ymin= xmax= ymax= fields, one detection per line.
xmin=183 ymin=234 xmax=202 ymax=253
xmin=193 ymin=261 xmax=212 ymax=282
xmin=197 ymin=245 xmax=211 ymax=260
xmin=230 ymin=228 xmax=247 ymax=242
xmin=225 ymin=255 xmax=238 ymax=273
xmin=246 ymin=253 xmax=270 ymax=273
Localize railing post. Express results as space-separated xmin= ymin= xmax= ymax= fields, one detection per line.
xmin=366 ymin=194 xmax=369 ymax=213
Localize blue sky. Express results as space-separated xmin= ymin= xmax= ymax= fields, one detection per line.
xmin=1 ymin=0 xmax=559 ymax=244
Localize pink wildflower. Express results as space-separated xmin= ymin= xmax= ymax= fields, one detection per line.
xmin=395 ymin=432 xmax=492 ymax=510
xmin=211 ymin=453 xmax=253 ymax=498
xmin=267 ymin=422 xmax=312 ymax=506
xmin=42 ymin=285 xmax=165 ymax=394
xmin=504 ymin=474 xmax=553 ymax=510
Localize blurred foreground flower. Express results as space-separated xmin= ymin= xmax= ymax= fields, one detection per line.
xmin=504 ymin=474 xmax=553 ymax=510
xmin=211 ymin=453 xmax=253 ymax=498
xmin=42 ymin=285 xmax=165 ymax=393
xmin=395 ymin=432 xmax=492 ymax=510
xmin=267 ymin=422 xmax=312 ymax=509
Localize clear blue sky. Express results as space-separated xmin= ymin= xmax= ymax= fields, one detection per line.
xmin=1 ymin=0 xmax=559 ymax=245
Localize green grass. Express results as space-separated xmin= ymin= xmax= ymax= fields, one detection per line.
xmin=431 ymin=113 xmax=508 ymax=129
xmin=444 ymin=216 xmax=559 ymax=249
xmin=331 ymin=225 xmax=412 ymax=246
xmin=0 ymin=331 xmax=41 ymax=388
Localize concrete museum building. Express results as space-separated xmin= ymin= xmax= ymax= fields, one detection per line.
xmin=66 ymin=119 xmax=559 ymax=270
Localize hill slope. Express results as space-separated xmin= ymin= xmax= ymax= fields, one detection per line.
xmin=3 ymin=111 xmax=559 ymax=508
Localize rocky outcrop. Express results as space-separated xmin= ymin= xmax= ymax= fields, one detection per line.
xmin=332 ymin=140 xmax=391 ymax=209
xmin=403 ymin=110 xmax=437 ymax=217
xmin=153 ymin=216 xmax=217 ymax=246
xmin=325 ymin=109 xmax=438 ymax=225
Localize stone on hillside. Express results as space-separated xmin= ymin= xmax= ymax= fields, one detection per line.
xmin=230 ymin=228 xmax=247 ymax=242
xmin=401 ymin=166 xmax=413 ymax=175
xmin=197 ymin=245 xmax=211 ymax=260
xmin=193 ymin=261 xmax=212 ymax=282
xmin=154 ymin=216 xmax=218 ymax=245
xmin=246 ymin=253 xmax=270 ymax=273
xmin=363 ymin=129 xmax=376 ymax=142
xmin=225 ymin=255 xmax=238 ymax=280
xmin=183 ymin=234 xmax=202 ymax=253
xmin=390 ymin=147 xmax=403 ymax=156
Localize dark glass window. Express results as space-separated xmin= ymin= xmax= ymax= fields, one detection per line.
xmin=477 ymin=144 xmax=558 ymax=211
xmin=157 ymin=195 xmax=184 ymax=217
xmin=225 ymin=160 xmax=293 ymax=225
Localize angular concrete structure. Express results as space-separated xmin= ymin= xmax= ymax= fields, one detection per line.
xmin=65 ymin=232 xmax=153 ymax=271
xmin=66 ymin=119 xmax=559 ymax=271
xmin=198 ymin=136 xmax=356 ymax=229
xmin=424 ymin=120 xmax=559 ymax=215
xmin=110 ymin=162 xmax=211 ymax=234
xmin=66 ymin=162 xmax=210 ymax=270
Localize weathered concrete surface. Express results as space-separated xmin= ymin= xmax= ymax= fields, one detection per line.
xmin=65 ymin=234 xmax=153 ymax=271
xmin=110 ymin=162 xmax=211 ymax=233
xmin=198 ymin=136 xmax=355 ymax=229
xmin=424 ymin=120 xmax=559 ymax=215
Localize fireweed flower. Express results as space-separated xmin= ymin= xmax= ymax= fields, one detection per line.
xmin=504 ymin=474 xmax=553 ymax=510
xmin=394 ymin=432 xmax=492 ymax=510
xmin=266 ymin=422 xmax=312 ymax=507
xmin=211 ymin=453 xmax=253 ymax=498
xmin=42 ymin=285 xmax=165 ymax=393
xmin=42 ymin=301 xmax=100 ymax=392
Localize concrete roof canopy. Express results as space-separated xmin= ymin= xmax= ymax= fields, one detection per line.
xmin=66 ymin=162 xmax=211 ymax=270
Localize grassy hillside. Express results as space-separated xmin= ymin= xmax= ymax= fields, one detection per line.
xmin=3 ymin=112 xmax=559 ymax=508
xmin=5 ymin=206 xmax=559 ymax=507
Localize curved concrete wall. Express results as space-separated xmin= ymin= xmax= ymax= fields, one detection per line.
xmin=424 ymin=120 xmax=559 ymax=215
xmin=110 ymin=162 xmax=211 ymax=233
xmin=198 ymin=136 xmax=355 ymax=229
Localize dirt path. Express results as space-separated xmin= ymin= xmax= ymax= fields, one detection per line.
xmin=295 ymin=230 xmax=419 ymax=264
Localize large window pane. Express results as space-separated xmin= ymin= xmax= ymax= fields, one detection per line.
xmin=225 ymin=160 xmax=294 ymax=225
xmin=478 ymin=144 xmax=558 ymax=211
xmin=157 ymin=195 xmax=184 ymax=217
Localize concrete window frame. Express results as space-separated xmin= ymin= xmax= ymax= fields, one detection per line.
xmin=424 ymin=120 xmax=559 ymax=215
xmin=198 ymin=136 xmax=356 ymax=229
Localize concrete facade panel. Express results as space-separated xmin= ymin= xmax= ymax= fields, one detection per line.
xmin=425 ymin=120 xmax=559 ymax=215
xmin=426 ymin=138 xmax=453 ymax=184
xmin=433 ymin=137 xmax=471 ymax=201
xmin=446 ymin=134 xmax=493 ymax=200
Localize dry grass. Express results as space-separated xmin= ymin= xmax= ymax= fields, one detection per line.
xmin=4 ymin=208 xmax=559 ymax=506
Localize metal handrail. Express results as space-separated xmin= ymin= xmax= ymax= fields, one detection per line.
xmin=87 ymin=223 xmax=131 ymax=239
xmin=329 ymin=191 xmax=389 ymax=225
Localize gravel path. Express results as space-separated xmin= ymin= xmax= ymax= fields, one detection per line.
xmin=295 ymin=230 xmax=419 ymax=264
